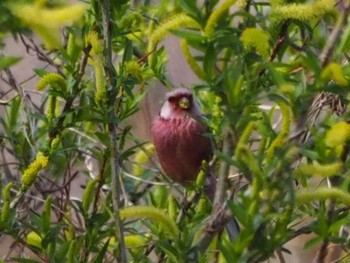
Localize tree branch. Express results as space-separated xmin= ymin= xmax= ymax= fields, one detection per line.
xmin=100 ymin=0 xmax=127 ymax=262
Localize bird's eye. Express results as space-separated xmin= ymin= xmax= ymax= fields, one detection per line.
xmin=168 ymin=96 xmax=176 ymax=103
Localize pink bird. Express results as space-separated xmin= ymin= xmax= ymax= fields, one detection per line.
xmin=151 ymin=88 xmax=215 ymax=196
xmin=151 ymin=88 xmax=239 ymax=240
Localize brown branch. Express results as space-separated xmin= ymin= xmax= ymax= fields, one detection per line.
xmin=269 ymin=21 xmax=290 ymax=62
xmin=196 ymin=131 xmax=234 ymax=253
xmin=92 ymin=153 xmax=108 ymax=214
xmin=313 ymin=201 xmax=335 ymax=263
xmin=101 ymin=0 xmax=127 ymax=262
xmin=320 ymin=3 xmax=350 ymax=66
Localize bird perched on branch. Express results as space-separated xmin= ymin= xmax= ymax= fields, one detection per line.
xmin=151 ymin=88 xmax=239 ymax=240
xmin=151 ymin=88 xmax=215 ymax=197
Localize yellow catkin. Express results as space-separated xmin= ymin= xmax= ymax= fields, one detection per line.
xmin=237 ymin=0 xmax=249 ymax=8
xmin=26 ymin=231 xmax=43 ymax=249
xmin=50 ymin=135 xmax=61 ymax=151
xmin=11 ymin=3 xmax=86 ymax=49
xmin=125 ymin=61 xmax=143 ymax=82
xmin=133 ymin=144 xmax=155 ymax=177
xmin=21 ymin=152 xmax=49 ymax=191
xmin=241 ymin=28 xmax=270 ymax=58
xmin=297 ymin=161 xmax=343 ymax=177
xmin=271 ymin=0 xmax=334 ymax=21
xmin=325 ymin=121 xmax=350 ymax=147
xmin=149 ymin=13 xmax=201 ymax=49
xmin=11 ymin=4 xmax=86 ymax=27
xmin=321 ymin=63 xmax=348 ymax=86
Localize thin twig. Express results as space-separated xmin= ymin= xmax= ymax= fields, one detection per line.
xmin=101 ymin=0 xmax=127 ymax=261
xmin=196 ymin=131 xmax=234 ymax=253
xmin=320 ymin=3 xmax=350 ymax=66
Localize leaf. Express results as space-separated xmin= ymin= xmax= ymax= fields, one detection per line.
xmin=5 ymin=96 xmax=21 ymax=133
xmin=170 ymin=29 xmax=205 ymax=46
xmin=94 ymin=238 xmax=110 ymax=263
xmin=122 ymin=38 xmax=133 ymax=62
xmin=178 ymin=0 xmax=202 ymax=21
xmin=303 ymin=235 xmax=323 ymax=249
xmin=203 ymin=43 xmax=216 ymax=80
xmin=0 ymin=56 xmax=21 ymax=69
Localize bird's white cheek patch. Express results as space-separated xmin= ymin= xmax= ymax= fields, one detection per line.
xmin=160 ymin=102 xmax=173 ymax=119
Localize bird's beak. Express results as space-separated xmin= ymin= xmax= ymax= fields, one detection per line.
xmin=179 ymin=97 xmax=190 ymax=109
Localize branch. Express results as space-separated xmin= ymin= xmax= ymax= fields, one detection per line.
xmin=320 ymin=3 xmax=350 ymax=66
xmin=196 ymin=131 xmax=234 ymax=253
xmin=100 ymin=0 xmax=127 ymax=262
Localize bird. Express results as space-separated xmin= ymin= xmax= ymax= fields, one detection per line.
xmin=151 ymin=88 xmax=239 ymax=240
xmin=151 ymin=88 xmax=215 ymax=197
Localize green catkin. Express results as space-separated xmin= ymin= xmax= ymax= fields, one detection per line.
xmin=42 ymin=195 xmax=52 ymax=232
xmin=86 ymin=31 xmax=106 ymax=105
xmin=204 ymin=0 xmax=237 ymax=37
xmin=297 ymin=187 xmax=350 ymax=206
xmin=36 ymin=73 xmax=66 ymax=91
xmin=168 ymin=196 xmax=177 ymax=222
xmin=120 ymin=206 xmax=179 ymax=238
xmin=46 ymin=95 xmax=57 ymax=123
xmin=235 ymin=122 xmax=256 ymax=154
xmin=266 ymin=101 xmax=291 ymax=161
xmin=1 ymin=182 xmax=13 ymax=223
xmin=297 ymin=161 xmax=343 ymax=177
xmin=180 ymin=39 xmax=205 ymax=80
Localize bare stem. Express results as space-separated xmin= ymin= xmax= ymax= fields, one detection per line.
xmin=196 ymin=131 xmax=234 ymax=253
xmin=320 ymin=3 xmax=350 ymax=66
xmin=100 ymin=0 xmax=127 ymax=262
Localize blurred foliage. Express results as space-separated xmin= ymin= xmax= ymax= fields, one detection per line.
xmin=1 ymin=0 xmax=350 ymax=262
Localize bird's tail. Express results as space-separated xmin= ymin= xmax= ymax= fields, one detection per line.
xmin=225 ymin=216 xmax=240 ymax=241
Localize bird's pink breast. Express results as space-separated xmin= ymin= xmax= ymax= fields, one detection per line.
xmin=151 ymin=116 xmax=212 ymax=185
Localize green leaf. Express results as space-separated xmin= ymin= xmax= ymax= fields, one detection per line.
xmin=304 ymin=235 xmax=323 ymax=249
xmin=170 ymin=29 xmax=205 ymax=46
xmin=5 ymin=96 xmax=21 ymax=133
xmin=203 ymin=43 xmax=216 ymax=80
xmin=94 ymin=238 xmax=110 ymax=263
xmin=42 ymin=195 xmax=52 ymax=233
xmin=0 ymin=56 xmax=21 ymax=69
xmin=122 ymin=38 xmax=133 ymax=62
xmin=178 ymin=0 xmax=202 ymax=21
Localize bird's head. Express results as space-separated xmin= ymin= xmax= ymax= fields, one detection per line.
xmin=159 ymin=88 xmax=202 ymax=119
